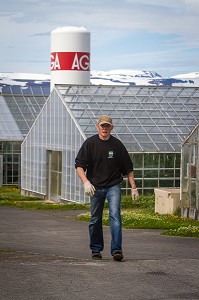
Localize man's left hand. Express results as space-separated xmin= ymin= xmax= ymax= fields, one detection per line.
xmin=131 ymin=188 xmax=139 ymax=200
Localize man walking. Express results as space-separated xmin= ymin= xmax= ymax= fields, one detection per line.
xmin=75 ymin=115 xmax=138 ymax=261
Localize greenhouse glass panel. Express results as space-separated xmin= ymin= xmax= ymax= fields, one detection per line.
xmin=135 ymin=179 xmax=143 ymax=189
xmin=144 ymin=153 xmax=159 ymax=168
xmin=160 ymin=153 xmax=174 ymax=168
xmin=132 ymin=153 xmax=143 ymax=168
xmin=144 ymin=179 xmax=158 ymax=188
xmin=190 ymin=181 xmax=196 ymax=207
xmin=144 ymin=170 xmax=158 ymax=178
xmin=2 ymin=88 xmax=48 ymax=137
xmin=159 ymin=179 xmax=175 ymax=187
xmin=0 ymin=96 xmax=23 ymax=141
xmin=0 ymin=141 xmax=21 ymax=185
xmin=133 ymin=169 xmax=143 ymax=178
xmin=181 ymin=122 xmax=199 ymax=219
xmin=159 ymin=169 xmax=174 ymax=178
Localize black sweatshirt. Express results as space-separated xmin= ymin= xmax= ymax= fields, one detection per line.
xmin=75 ymin=134 xmax=133 ymax=188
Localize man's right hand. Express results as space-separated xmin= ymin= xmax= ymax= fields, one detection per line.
xmin=83 ymin=180 xmax=96 ymax=196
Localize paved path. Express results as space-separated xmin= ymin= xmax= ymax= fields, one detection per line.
xmin=0 ymin=207 xmax=199 ymax=300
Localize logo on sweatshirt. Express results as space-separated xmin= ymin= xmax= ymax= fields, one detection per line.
xmin=108 ymin=150 xmax=114 ymax=158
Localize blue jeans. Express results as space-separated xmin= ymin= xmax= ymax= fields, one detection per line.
xmin=89 ymin=184 xmax=122 ymax=255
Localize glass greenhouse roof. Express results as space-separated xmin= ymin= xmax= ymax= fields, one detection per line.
xmin=1 ymin=85 xmax=49 ymax=138
xmin=58 ymin=84 xmax=199 ymax=152
xmin=0 ymin=95 xmax=23 ymax=141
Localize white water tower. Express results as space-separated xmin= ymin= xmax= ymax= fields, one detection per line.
xmin=51 ymin=26 xmax=90 ymax=90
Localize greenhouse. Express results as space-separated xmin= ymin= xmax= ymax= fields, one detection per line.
xmin=181 ymin=122 xmax=199 ymax=219
xmin=0 ymin=85 xmax=49 ymax=185
xmin=21 ymin=84 xmax=199 ymax=203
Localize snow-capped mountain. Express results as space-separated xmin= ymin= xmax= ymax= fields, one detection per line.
xmin=0 ymin=70 xmax=199 ymax=92
xmin=90 ymin=70 xmax=162 ymax=86
xmin=171 ymin=72 xmax=199 ymax=79
xmin=0 ymin=72 xmax=50 ymax=88
xmin=90 ymin=70 xmax=199 ymax=86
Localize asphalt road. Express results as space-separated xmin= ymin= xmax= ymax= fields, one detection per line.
xmin=0 ymin=206 xmax=199 ymax=300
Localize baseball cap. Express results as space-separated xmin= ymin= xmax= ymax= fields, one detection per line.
xmin=97 ymin=115 xmax=113 ymax=126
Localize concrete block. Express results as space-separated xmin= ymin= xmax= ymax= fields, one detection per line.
xmin=154 ymin=188 xmax=180 ymax=214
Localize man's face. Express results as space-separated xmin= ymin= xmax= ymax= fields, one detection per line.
xmin=97 ymin=123 xmax=113 ymax=140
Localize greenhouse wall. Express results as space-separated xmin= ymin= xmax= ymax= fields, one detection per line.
xmin=21 ymin=89 xmax=88 ymax=203
xmin=181 ymin=123 xmax=199 ymax=219
xmin=0 ymin=85 xmax=49 ymax=187
xmin=122 ymin=152 xmax=181 ymax=195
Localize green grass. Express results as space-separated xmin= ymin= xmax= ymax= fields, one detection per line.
xmin=1 ymin=187 xmax=199 ymax=238
xmin=0 ymin=187 xmax=89 ymax=211
xmin=0 ymin=200 xmax=89 ymax=210
xmin=0 ymin=187 xmax=43 ymax=201
xmin=77 ymin=209 xmax=199 ymax=230
xmin=77 ymin=195 xmax=199 ymax=238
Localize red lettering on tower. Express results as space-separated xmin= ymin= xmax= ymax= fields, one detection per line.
xmin=51 ymin=52 xmax=90 ymax=71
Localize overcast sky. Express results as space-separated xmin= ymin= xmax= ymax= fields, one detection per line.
xmin=1 ymin=0 xmax=199 ymax=77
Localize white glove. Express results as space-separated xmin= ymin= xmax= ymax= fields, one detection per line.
xmin=131 ymin=188 xmax=139 ymax=200
xmin=83 ymin=180 xmax=96 ymax=196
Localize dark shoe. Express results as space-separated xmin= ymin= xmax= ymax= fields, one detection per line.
xmin=112 ymin=251 xmax=124 ymax=261
xmin=92 ymin=251 xmax=102 ymax=260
